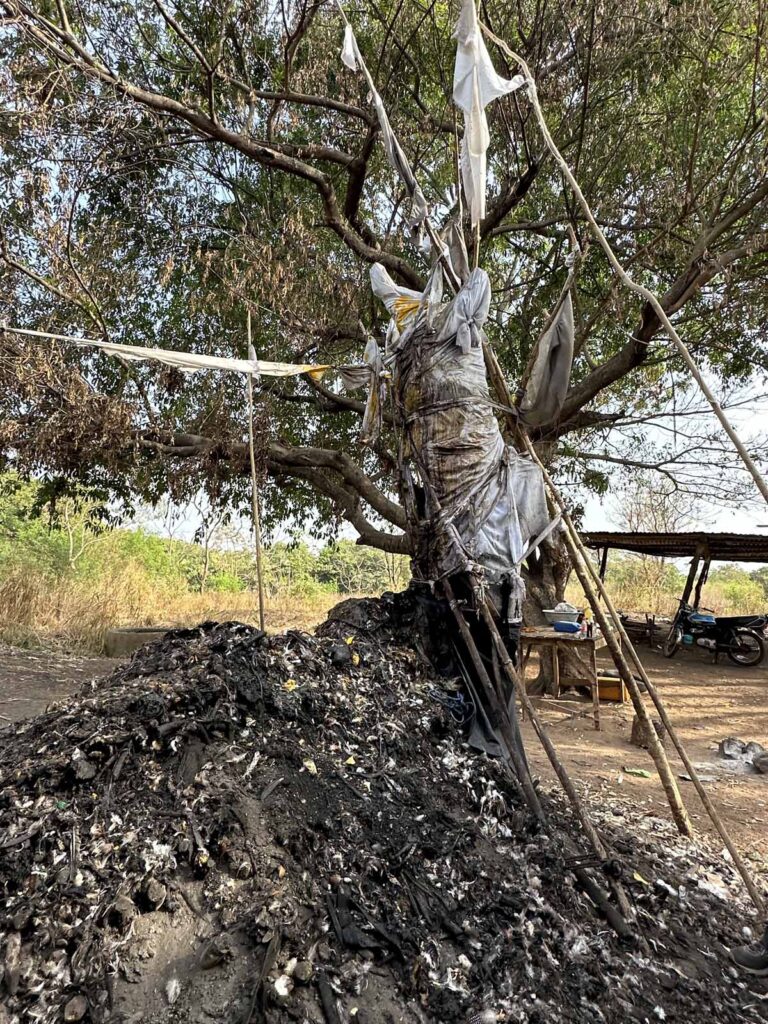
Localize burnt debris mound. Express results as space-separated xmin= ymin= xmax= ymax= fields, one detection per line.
xmin=1 ymin=591 xmax=766 ymax=1024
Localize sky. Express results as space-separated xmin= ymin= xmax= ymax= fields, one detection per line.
xmin=581 ymin=492 xmax=768 ymax=534
xmin=580 ymin=377 xmax=768 ymax=532
xmin=578 ymin=386 xmax=768 ymax=575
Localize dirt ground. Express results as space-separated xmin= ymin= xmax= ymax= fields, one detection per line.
xmin=0 ymin=642 xmax=117 ymax=724
xmin=522 ymin=645 xmax=768 ymax=877
xmin=1 ymin=636 xmax=766 ymax=883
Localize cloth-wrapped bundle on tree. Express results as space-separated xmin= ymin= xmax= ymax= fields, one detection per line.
xmin=370 ymin=263 xmax=560 ymax=622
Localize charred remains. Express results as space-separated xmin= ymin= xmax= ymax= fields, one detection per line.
xmin=1 ymin=608 xmax=765 ymax=1023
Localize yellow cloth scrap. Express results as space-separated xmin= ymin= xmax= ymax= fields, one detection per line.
xmin=393 ymin=296 xmax=422 ymax=329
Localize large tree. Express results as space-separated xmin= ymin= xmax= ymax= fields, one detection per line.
xmin=1 ymin=0 xmax=767 ymax=583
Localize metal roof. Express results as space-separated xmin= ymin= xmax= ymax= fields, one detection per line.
xmin=581 ymin=531 xmax=768 ymax=562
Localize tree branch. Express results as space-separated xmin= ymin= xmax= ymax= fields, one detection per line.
xmin=480 ymin=158 xmax=541 ymax=239
xmin=273 ymin=463 xmax=411 ymax=554
xmin=6 ymin=4 xmax=424 ymax=289
xmin=549 ymin=238 xmax=768 ymax=432
xmin=136 ymin=429 xmax=407 ymax=540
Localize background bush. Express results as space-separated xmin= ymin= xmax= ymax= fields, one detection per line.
xmin=1 ymin=473 xmax=765 ymax=652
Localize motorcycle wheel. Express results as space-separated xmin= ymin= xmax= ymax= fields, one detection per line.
xmin=662 ymin=626 xmax=682 ymax=658
xmin=727 ymin=629 xmax=765 ymax=667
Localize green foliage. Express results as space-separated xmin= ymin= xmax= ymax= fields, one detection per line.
xmin=707 ymin=565 xmax=766 ymax=614
xmin=570 ymin=554 xmax=768 ymax=616
xmin=207 ymin=571 xmax=245 ymax=593
xmin=601 ymin=555 xmax=687 ymax=615
xmin=751 ymin=566 xmax=768 ymax=599
xmin=315 ymin=540 xmax=409 ymax=594
xmin=0 ymin=474 xmax=409 ymax=603
xmin=0 ymin=0 xmax=765 ymax=532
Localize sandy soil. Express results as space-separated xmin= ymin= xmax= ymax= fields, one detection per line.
xmin=1 ymin=636 xmax=766 ymax=886
xmin=522 ymin=645 xmax=768 ymax=879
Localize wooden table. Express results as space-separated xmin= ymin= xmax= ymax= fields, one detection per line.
xmin=518 ymin=626 xmax=609 ymax=730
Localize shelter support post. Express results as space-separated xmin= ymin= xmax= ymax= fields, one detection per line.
xmin=598 ymin=546 xmax=609 ymax=583
xmin=681 ymin=550 xmax=702 ymax=606
xmin=589 ymin=644 xmax=600 ymax=730
xmin=693 ymin=557 xmax=711 ymax=609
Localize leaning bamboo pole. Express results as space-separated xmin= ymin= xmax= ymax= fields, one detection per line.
xmin=521 ymin=435 xmax=693 ymax=836
xmin=441 ymin=563 xmax=637 ymax=931
xmin=442 ymin=220 xmax=693 ymax=831
xmin=480 ymin=282 xmax=761 ymax=903
xmin=481 ymin=25 xmax=768 ymax=507
xmin=442 ymin=577 xmax=544 ymax=819
xmin=399 ymin=412 xmax=634 ymax=915
xmin=473 ymin=593 xmax=635 ymax=922
xmin=523 ymin=436 xmax=766 ymax=913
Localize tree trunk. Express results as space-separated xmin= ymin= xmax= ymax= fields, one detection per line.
xmin=199 ymin=543 xmax=210 ymax=594
xmin=523 ymin=531 xmax=574 ymax=695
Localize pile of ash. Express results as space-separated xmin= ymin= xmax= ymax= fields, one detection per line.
xmin=1 ymin=594 xmax=766 ymax=1024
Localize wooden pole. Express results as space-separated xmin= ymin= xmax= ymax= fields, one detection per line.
xmin=447 ymin=583 xmax=635 ymax=939
xmin=574 ymin=534 xmax=765 ymax=913
xmin=441 ymin=578 xmax=544 ymax=819
xmin=693 ymin=557 xmax=711 ymax=609
xmin=521 ymin=436 xmax=694 ymax=837
xmin=522 ymin=439 xmax=766 ymax=912
xmin=681 ymin=551 xmax=701 ymax=606
xmin=473 ymin=594 xmax=634 ymax=921
xmin=565 ymin=528 xmax=693 ymax=832
xmin=388 ymin=310 xmax=637 ymax=936
xmin=479 ymin=598 xmax=626 ymax=892
xmin=598 ymin=546 xmax=609 ymax=583
xmin=246 ymin=310 xmax=266 ymax=633
xmin=480 ymin=24 xmax=768 ymax=507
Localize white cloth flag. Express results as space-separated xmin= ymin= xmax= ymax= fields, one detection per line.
xmin=69 ymin=338 xmax=331 ymax=379
xmin=341 ymin=23 xmax=428 ymax=237
xmin=453 ymin=0 xmax=525 ymax=226
xmin=1 ymin=327 xmax=331 ymax=379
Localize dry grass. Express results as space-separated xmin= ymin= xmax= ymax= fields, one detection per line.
xmin=2 ymin=558 xmax=761 ymax=655
xmin=564 ymin=579 xmax=761 ymax=617
xmin=0 ymin=564 xmax=345 ymax=653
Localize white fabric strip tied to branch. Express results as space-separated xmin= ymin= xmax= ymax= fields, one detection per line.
xmin=69 ymin=337 xmax=332 ymax=379
xmin=2 ymin=326 xmax=332 ymax=380
xmin=453 ymin=0 xmax=525 ymax=227
xmin=341 ymin=23 xmax=429 ymax=239
xmin=337 ymin=335 xmax=387 ymax=444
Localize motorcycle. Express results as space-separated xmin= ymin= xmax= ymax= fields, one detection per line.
xmin=662 ymin=600 xmax=766 ymax=667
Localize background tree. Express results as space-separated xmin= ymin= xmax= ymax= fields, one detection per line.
xmin=1 ymin=0 xmax=767 ymax=609
xmin=609 ymin=472 xmax=699 ymax=608
xmin=190 ymin=495 xmax=226 ymax=592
